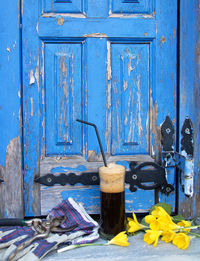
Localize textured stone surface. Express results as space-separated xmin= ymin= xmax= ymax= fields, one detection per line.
xmin=43 ymin=233 xmax=200 ymax=261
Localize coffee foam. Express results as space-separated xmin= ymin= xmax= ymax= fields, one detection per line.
xmin=99 ymin=163 xmax=125 ymax=193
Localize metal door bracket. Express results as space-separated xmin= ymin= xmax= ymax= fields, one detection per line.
xmin=161 ymin=117 xmax=194 ymax=197
xmin=35 ymin=161 xmax=174 ymax=194
xmin=162 ymin=151 xmax=194 ymax=197
xmin=126 ymin=161 xmax=174 ymax=194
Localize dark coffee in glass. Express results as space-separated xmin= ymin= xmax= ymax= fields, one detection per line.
xmin=99 ymin=163 xmax=126 ymax=239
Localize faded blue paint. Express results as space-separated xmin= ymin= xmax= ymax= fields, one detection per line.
xmin=155 ymin=1 xmax=178 ymax=211
xmin=178 ymin=0 xmax=200 ymax=218
xmin=60 ymin=186 xmax=100 ymax=214
xmin=51 ymin=165 xmax=87 ymax=173
xmin=45 ymin=43 xmax=83 ymax=156
xmin=116 ymin=161 xmax=130 ymax=169
xmin=23 ymin=0 xmax=41 ymax=216
xmin=111 ymin=43 xmax=149 ymax=155
xmin=60 ymin=186 xmax=155 ymax=214
xmin=4 ymin=211 xmax=8 ymax=218
xmin=0 ymin=0 xmax=21 ymax=167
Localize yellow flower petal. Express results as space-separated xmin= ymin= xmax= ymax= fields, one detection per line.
xmin=107 ymin=231 xmax=129 ymax=247
xmin=161 ymin=230 xmax=176 ymax=243
xmin=172 ymin=233 xmax=190 ymax=250
xmin=145 ymin=215 xmax=156 ymax=224
xmin=132 ymin=212 xmax=139 ymax=224
xmin=151 ymin=206 xmax=169 ymax=218
xmin=158 ymin=216 xmax=178 ymax=231
xmin=177 ymin=220 xmax=191 ymax=233
xmin=128 ymin=212 xmax=146 ymax=233
xmin=149 ymin=220 xmax=161 ymax=231
xmin=144 ymin=230 xmax=162 ymax=247
xmin=127 ymin=217 xmax=133 ymax=222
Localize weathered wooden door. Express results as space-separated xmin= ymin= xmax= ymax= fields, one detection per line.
xmin=22 ymin=0 xmax=178 ymax=216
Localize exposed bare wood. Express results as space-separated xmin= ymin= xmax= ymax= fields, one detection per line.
xmin=40 ymin=155 xmax=154 ymax=176
xmin=0 ymin=137 xmax=24 ymax=218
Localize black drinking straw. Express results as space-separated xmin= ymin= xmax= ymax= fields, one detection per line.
xmin=76 ymin=119 xmax=107 ymax=167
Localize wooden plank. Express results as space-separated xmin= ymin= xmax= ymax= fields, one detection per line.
xmin=22 ymin=0 xmax=41 ymax=216
xmin=178 ymin=0 xmax=200 ymax=218
xmin=154 ymin=0 xmax=178 ymax=210
xmin=0 ymin=1 xmax=23 ymax=217
xmin=39 ymin=155 xmax=155 ymax=214
xmin=38 ymin=17 xmax=156 ymax=39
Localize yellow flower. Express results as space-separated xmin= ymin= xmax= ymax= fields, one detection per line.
xmin=161 ymin=230 xmax=176 ymax=243
xmin=107 ymin=231 xmax=129 ymax=247
xmin=128 ymin=213 xmax=146 ymax=233
xmin=145 ymin=215 xmax=156 ymax=224
xmin=158 ymin=215 xmax=179 ymax=231
xmin=177 ymin=220 xmax=191 ymax=233
xmin=146 ymin=212 xmax=178 ymax=232
xmin=172 ymin=233 xmax=190 ymax=250
xmin=151 ymin=206 xmax=170 ymax=219
xmin=144 ymin=230 xmax=162 ymax=247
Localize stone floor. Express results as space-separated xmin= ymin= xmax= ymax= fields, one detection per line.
xmin=44 ymin=233 xmax=200 ymax=261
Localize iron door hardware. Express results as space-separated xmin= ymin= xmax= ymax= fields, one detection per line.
xmin=161 ymin=116 xmax=194 ymax=197
xmin=35 ymin=161 xmax=174 ymax=194
xmin=126 ymin=161 xmax=174 ymax=194
xmin=35 ymin=116 xmax=193 ymax=197
xmin=35 ymin=172 xmax=100 ymax=186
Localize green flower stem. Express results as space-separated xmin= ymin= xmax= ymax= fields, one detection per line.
xmin=76 ymin=243 xmax=106 ymax=248
xmin=176 ymin=225 xmax=200 ymax=231
xmin=57 ymin=243 xmax=106 ymax=253
xmin=188 ymin=232 xmax=200 ymax=238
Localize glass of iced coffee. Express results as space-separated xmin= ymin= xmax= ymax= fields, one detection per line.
xmin=99 ymin=163 xmax=126 ymax=239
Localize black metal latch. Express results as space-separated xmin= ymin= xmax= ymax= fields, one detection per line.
xmin=35 ymin=161 xmax=174 ymax=195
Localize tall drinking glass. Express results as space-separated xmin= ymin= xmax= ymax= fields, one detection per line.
xmin=99 ymin=163 xmax=126 ymax=239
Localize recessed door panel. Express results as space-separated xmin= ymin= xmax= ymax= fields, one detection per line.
xmin=43 ymin=0 xmax=85 ymax=13
xmin=111 ymin=0 xmax=152 ymax=14
xmin=111 ymin=42 xmax=150 ymax=155
xmin=45 ymin=43 xmax=83 ymax=155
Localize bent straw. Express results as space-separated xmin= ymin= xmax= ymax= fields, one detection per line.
xmin=76 ymin=119 xmax=107 ymax=167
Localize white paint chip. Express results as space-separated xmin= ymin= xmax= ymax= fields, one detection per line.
xmin=29 ymin=70 xmax=35 ymax=85
xmin=30 ymin=97 xmax=33 ymax=117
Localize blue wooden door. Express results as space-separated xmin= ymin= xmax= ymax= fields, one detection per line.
xmin=22 ymin=0 xmax=178 ymax=216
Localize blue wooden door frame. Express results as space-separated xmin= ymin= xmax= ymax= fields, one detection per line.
xmin=0 ymin=0 xmax=199 ymax=218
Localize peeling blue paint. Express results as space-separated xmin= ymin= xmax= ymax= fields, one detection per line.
xmin=116 ymin=161 xmax=130 ymax=169
xmin=0 ymin=1 xmax=21 ymax=167
xmin=4 ymin=211 xmax=8 ymax=218
xmin=51 ymin=165 xmax=87 ymax=173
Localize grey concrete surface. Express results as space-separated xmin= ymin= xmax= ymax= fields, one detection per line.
xmin=44 ymin=233 xmax=200 ymax=261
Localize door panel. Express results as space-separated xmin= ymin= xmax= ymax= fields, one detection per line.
xmin=23 ymin=0 xmax=178 ymax=216
xmin=111 ymin=0 xmax=151 ymax=14
xmin=45 ymin=43 xmax=83 ymax=155
xmin=111 ymin=42 xmax=150 ymax=155
xmin=43 ymin=0 xmax=86 ymax=14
